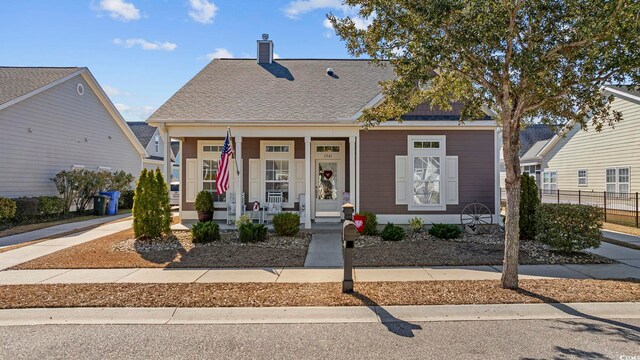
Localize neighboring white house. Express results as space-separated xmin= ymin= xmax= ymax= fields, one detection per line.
xmin=499 ymin=124 xmax=557 ymax=188
xmin=0 ymin=67 xmax=148 ymax=198
xmin=127 ymin=121 xmax=174 ymax=173
xmin=538 ymin=86 xmax=640 ymax=194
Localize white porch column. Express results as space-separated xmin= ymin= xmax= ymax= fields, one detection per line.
xmin=304 ymin=136 xmax=312 ymax=229
xmin=349 ymin=136 xmax=356 ymax=210
xmin=235 ymin=136 xmax=243 ymax=220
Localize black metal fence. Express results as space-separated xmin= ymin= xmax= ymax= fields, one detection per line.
xmin=500 ymin=188 xmax=640 ymax=227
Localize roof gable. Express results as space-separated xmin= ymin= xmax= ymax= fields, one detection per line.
xmin=519 ymin=124 xmax=556 ymax=157
xmin=128 ymin=122 xmax=158 ymax=148
xmin=0 ymin=67 xmax=83 ymax=107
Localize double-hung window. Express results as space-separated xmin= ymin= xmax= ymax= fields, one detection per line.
xmin=199 ymin=142 xmax=226 ymax=203
xmin=577 ymin=169 xmax=588 ymax=186
xmin=542 ymin=171 xmax=557 ymax=194
xmin=408 ymin=135 xmax=446 ymax=210
xmin=261 ymin=141 xmax=294 ymax=206
xmin=606 ymin=167 xmax=630 ymax=194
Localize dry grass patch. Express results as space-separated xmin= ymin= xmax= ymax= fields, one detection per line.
xmin=0 ymin=279 xmax=637 ymax=309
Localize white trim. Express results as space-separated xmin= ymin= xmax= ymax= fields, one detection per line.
xmin=76 ymin=83 xmax=84 ymax=95
xmin=494 ymin=128 xmax=501 ymax=226
xmin=355 ymin=133 xmax=360 ymax=213
xmin=349 ymin=136 xmax=356 ymax=210
xmin=235 ymin=136 xmax=243 ymax=220
xmin=304 ymin=137 xmax=312 ymax=229
xmin=178 ymin=140 xmax=183 ymax=213
xmin=197 ymin=139 xmax=228 ymax=206
xmin=407 ymin=135 xmax=447 ymax=211
xmin=349 ymin=92 xmax=385 ymax=120
xmin=180 ymin=210 xmax=198 ymax=220
xmin=310 ymin=140 xmax=346 ymax=219
xmin=260 ymin=140 xmax=295 ymax=208
xmin=166 ymin=126 xmax=359 ymax=138
xmin=604 ymin=86 xmax=640 ymax=104
xmin=378 ymin=214 xmax=499 ymax=224
xmin=542 ymin=170 xmax=558 ymax=193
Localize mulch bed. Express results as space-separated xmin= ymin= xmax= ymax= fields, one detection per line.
xmin=12 ymin=229 xmax=310 ymax=269
xmin=0 ymin=279 xmax=638 ymax=309
xmin=354 ymin=229 xmax=615 ymax=267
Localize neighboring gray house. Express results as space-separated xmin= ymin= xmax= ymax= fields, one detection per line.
xmin=127 ymin=121 xmax=174 ymax=173
xmin=171 ymin=141 xmax=180 ymax=183
xmin=0 ymin=67 xmax=147 ymax=198
xmin=499 ymin=124 xmax=557 ymax=188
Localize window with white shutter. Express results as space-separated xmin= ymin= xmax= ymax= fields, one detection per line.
xmin=395 ymin=156 xmax=408 ymax=204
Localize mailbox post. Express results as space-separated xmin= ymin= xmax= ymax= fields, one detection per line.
xmin=342 ymin=220 xmax=357 ymax=293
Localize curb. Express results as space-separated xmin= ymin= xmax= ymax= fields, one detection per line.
xmin=0 ymin=302 xmax=638 ymax=326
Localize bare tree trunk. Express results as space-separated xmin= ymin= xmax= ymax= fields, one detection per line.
xmin=501 ymin=118 xmax=521 ymax=289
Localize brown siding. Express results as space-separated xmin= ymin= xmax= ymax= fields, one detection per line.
xmin=181 ymin=137 xmax=224 ymax=211
xmin=359 ymin=130 xmax=495 ymax=214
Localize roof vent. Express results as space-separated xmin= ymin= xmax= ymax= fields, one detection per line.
xmin=326 ymin=68 xmax=335 ymax=76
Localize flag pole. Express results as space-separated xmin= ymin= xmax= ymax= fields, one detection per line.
xmin=227 ymin=127 xmax=240 ymax=176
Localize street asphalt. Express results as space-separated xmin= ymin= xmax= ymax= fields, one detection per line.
xmin=1 ymin=318 xmax=638 ymax=359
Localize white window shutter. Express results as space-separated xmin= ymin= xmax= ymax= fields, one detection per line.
xmin=446 ymin=156 xmax=458 ymax=205
xmin=395 ymin=156 xmax=408 ymax=205
xmin=294 ymin=159 xmax=305 ymax=202
xmin=185 ymin=159 xmax=197 ymax=203
xmin=248 ymin=159 xmax=260 ymax=202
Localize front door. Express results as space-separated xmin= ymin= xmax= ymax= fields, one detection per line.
xmin=315 ymin=160 xmax=340 ymax=217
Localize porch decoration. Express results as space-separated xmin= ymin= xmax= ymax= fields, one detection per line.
xmin=195 ymin=190 xmax=214 ymax=222
xmin=460 ymin=202 xmax=493 ymax=234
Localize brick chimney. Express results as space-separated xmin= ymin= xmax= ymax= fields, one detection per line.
xmin=257 ymin=34 xmax=273 ymax=64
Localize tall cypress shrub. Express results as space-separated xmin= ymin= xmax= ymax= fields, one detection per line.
xmin=132 ymin=169 xmax=149 ymax=238
xmin=155 ymin=169 xmax=172 ymax=236
xmin=519 ymin=173 xmax=540 ymax=240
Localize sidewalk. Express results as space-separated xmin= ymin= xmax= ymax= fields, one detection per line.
xmin=1 ymin=262 xmax=639 ymax=285
xmin=0 ymin=302 xmax=638 ymax=326
xmin=0 ymin=213 xmax=131 ymax=248
xmin=602 ymin=229 xmax=640 ymax=249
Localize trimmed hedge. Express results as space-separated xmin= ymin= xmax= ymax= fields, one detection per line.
xmin=37 ymin=196 xmax=64 ymax=215
xmin=14 ymin=197 xmax=39 ymax=219
xmin=191 ymin=221 xmax=221 ymax=243
xmin=0 ymin=198 xmax=16 ymax=220
xmin=380 ymin=223 xmax=405 ymax=241
xmin=272 ymin=213 xmax=300 ymax=236
xmin=239 ymin=222 xmax=267 ymax=243
xmin=428 ymin=223 xmax=462 ymax=240
xmin=536 ymin=203 xmax=603 ymax=253
xmin=520 ymin=174 xmax=540 ymax=240
xmin=359 ymin=211 xmax=378 ymax=236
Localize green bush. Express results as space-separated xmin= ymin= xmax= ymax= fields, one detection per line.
xmin=14 ymin=197 xmax=39 ymax=219
xmin=408 ymin=217 xmax=424 ymax=233
xmin=380 ymin=223 xmax=405 ymax=241
xmin=272 ymin=212 xmax=300 ymax=236
xmin=51 ymin=169 xmax=134 ymax=213
xmin=191 ymin=221 xmax=221 ymax=243
xmin=0 ymin=198 xmax=16 ymax=220
xmin=358 ymin=211 xmax=378 ymax=235
xmin=118 ymin=189 xmax=135 ymax=209
xmin=428 ymin=223 xmax=462 ymax=240
xmin=238 ymin=222 xmax=268 ymax=243
xmin=536 ymin=203 xmax=603 ymax=253
xmin=235 ymin=214 xmax=251 ymax=227
xmin=132 ymin=169 xmax=172 ymax=239
xmin=37 ymin=196 xmax=64 ymax=215
xmin=520 ymin=174 xmax=540 ymax=240
xmin=195 ymin=190 xmax=214 ymax=213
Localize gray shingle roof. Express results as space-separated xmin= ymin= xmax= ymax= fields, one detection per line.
xmin=127 ymin=121 xmax=157 ymax=148
xmin=0 ymin=67 xmax=82 ymax=106
xmin=148 ymin=59 xmax=396 ymax=122
xmin=519 ymin=124 xmax=557 ymax=157
xmin=606 ymin=85 xmax=640 ymax=99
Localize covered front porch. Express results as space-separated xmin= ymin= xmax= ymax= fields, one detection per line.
xmin=162 ymin=125 xmax=359 ymax=229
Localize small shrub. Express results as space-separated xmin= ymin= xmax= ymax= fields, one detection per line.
xmin=132 ymin=169 xmax=172 ymax=239
xmin=380 ymin=223 xmax=405 ymax=241
xmin=272 ymin=212 xmax=300 ymax=236
xmin=235 ymin=214 xmax=251 ymax=228
xmin=118 ymin=189 xmax=135 ymax=209
xmin=408 ymin=217 xmax=424 ymax=233
xmin=239 ymin=222 xmax=268 ymax=243
xmin=14 ymin=197 xmax=39 ymax=219
xmin=195 ymin=190 xmax=214 ymax=213
xmin=191 ymin=221 xmax=221 ymax=243
xmin=520 ymin=174 xmax=540 ymax=240
xmin=359 ymin=211 xmax=378 ymax=235
xmin=0 ymin=198 xmax=16 ymax=220
xmin=37 ymin=196 xmax=64 ymax=215
xmin=428 ymin=223 xmax=462 ymax=240
xmin=536 ymin=203 xmax=603 ymax=253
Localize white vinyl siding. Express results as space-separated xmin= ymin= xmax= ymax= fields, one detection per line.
xmin=544 ymin=94 xmax=640 ymax=192
xmin=0 ymin=74 xmax=142 ymax=197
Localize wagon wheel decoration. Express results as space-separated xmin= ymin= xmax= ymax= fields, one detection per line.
xmin=460 ymin=202 xmax=493 ymax=233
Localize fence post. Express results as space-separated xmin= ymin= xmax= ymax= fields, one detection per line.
xmin=603 ymin=191 xmax=607 ymax=223
xmin=578 ymin=190 xmax=581 ymax=205
xmin=636 ymin=191 xmax=638 ymax=227
xmin=557 ymin=189 xmax=560 ymax=204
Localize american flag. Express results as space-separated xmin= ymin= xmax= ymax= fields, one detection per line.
xmin=216 ymin=130 xmax=233 ymax=195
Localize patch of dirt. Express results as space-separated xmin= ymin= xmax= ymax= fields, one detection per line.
xmin=0 ymin=279 xmax=637 ymax=309
xmin=354 ymin=229 xmax=614 ymax=267
xmin=12 ymin=229 xmax=310 ymax=269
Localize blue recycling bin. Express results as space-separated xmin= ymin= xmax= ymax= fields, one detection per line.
xmin=100 ymin=191 xmax=121 ymax=215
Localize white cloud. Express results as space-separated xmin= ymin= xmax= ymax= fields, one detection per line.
xmin=98 ymin=0 xmax=141 ymax=21
xmin=117 ymin=104 xmax=157 ymax=121
xmin=188 ymin=0 xmax=218 ymax=24
xmin=206 ymin=48 xmax=233 ymax=60
xmin=273 ymin=53 xmax=281 ymax=59
xmin=103 ymin=85 xmax=129 ymax=97
xmin=114 ymin=38 xmax=177 ymax=51
xmin=283 ymin=0 xmax=343 ymax=19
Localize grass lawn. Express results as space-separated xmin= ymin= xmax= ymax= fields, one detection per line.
xmin=0 ymin=279 xmax=637 ymax=308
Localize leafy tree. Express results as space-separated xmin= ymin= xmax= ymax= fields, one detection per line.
xmin=329 ymin=0 xmax=639 ymax=288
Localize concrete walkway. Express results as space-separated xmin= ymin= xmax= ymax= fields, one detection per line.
xmin=0 ymin=302 xmax=638 ymax=326
xmin=588 ymin=240 xmax=640 ymax=269
xmin=0 ymin=219 xmax=132 ymax=271
xmin=304 ymin=233 xmax=343 ymax=267
xmin=0 ymin=213 xmax=131 ymax=248
xmin=2 ymin=262 xmax=639 ymax=285
xmin=602 ymin=229 xmax=640 ymax=248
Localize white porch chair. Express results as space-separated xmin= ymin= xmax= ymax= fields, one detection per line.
xmin=264 ymin=192 xmax=283 ymax=223
xmin=226 ymin=193 xmax=245 ymax=225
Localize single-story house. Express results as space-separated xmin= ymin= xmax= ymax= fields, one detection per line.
xmin=0 ymin=66 xmax=147 ymax=198
xmin=148 ymin=36 xmax=500 ymax=228
xmin=128 ymin=121 xmax=176 ymax=175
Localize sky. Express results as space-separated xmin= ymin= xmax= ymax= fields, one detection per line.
xmin=0 ymin=0 xmax=370 ymax=121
